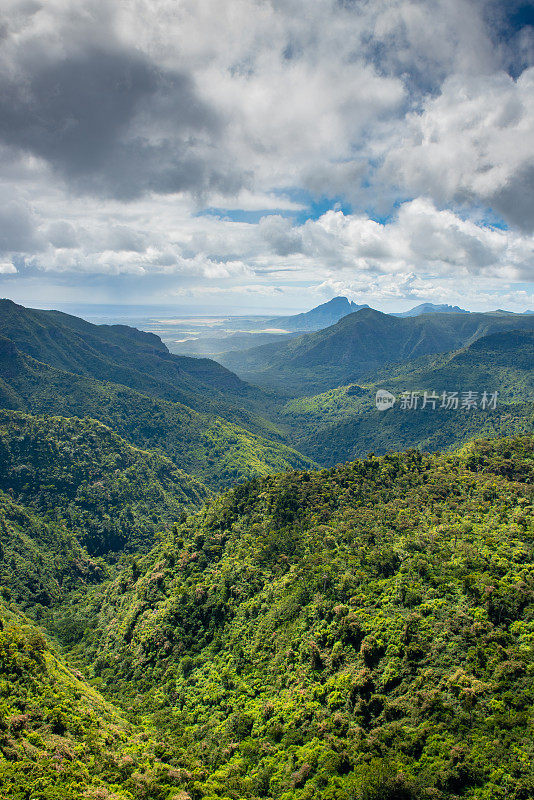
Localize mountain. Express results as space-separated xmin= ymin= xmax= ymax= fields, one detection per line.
xmin=393 ymin=302 xmax=469 ymax=316
xmin=218 ymin=307 xmax=534 ymax=394
xmin=0 ymin=341 xmax=315 ymax=490
xmin=281 ymin=329 xmax=534 ymax=465
xmin=0 ymin=407 xmax=211 ymax=612
xmin=0 ymin=298 xmax=280 ymax=436
xmin=1 ymin=296 xmax=533 ymax=800
xmin=0 ymin=488 xmax=99 ymax=610
xmin=263 ymin=296 xmax=369 ymax=332
xmin=60 ymin=434 xmax=534 ymax=800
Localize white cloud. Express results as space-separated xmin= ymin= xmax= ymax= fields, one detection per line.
xmin=315 ymin=273 xmax=534 ymax=311
xmin=384 ymin=68 xmax=534 ymax=230
xmin=0 ymin=262 xmax=17 ymax=274
xmin=294 ymin=199 xmax=534 ymax=281
xmin=172 ymin=284 xmax=284 ymax=298
xmin=1 ymin=192 xmax=530 ymax=296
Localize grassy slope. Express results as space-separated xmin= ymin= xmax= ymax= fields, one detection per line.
xmin=60 ymin=435 xmax=534 ymax=800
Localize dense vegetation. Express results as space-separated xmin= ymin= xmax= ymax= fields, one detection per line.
xmin=0 ymin=299 xmax=285 ymax=441
xmin=0 ymin=410 xmax=208 ymax=556
xmin=51 ymin=435 xmax=534 ymax=800
xmin=0 ymin=409 xmax=210 ymax=619
xmin=0 ymin=490 xmax=97 ymax=611
xmin=0 ymin=601 xmax=185 ymax=800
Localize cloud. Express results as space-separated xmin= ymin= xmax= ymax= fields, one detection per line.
xmin=0 ymin=0 xmax=532 ymax=310
xmin=302 ymin=161 xmax=368 ymax=201
xmin=258 ymin=216 xmax=303 ymax=256
xmin=46 ymin=221 xmax=78 ymax=249
xmin=0 ymin=200 xmax=44 ymax=254
xmin=384 ymin=68 xmax=534 ymax=231
xmin=0 ymin=5 xmax=236 ymax=200
xmin=361 ymin=0 xmax=496 ymax=92
xmin=0 ymin=262 xmax=17 ymax=274
xmin=3 ymin=194 xmax=530 ymax=291
xmin=297 ymin=199 xmax=534 ymax=280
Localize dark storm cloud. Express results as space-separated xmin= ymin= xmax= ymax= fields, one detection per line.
xmin=0 ymin=44 xmax=239 ymax=199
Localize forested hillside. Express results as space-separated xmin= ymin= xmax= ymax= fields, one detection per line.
xmin=280 ymin=330 xmax=534 ymax=465
xmin=0 ymin=336 xmax=314 ymax=490
xmin=0 ymin=490 xmax=97 ymax=610
xmin=0 ymin=300 xmax=281 ymax=439
xmin=0 ymin=408 xmax=212 ymax=620
xmin=0 ymin=302 xmax=532 ymax=800
xmin=0 ymin=410 xmax=208 ymax=556
xmin=52 ymin=435 xmax=534 ymax=800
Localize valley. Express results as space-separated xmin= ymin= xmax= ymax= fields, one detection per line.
xmin=3 ymin=3 xmax=533 ymax=797
xmin=0 ymin=298 xmax=532 ymax=800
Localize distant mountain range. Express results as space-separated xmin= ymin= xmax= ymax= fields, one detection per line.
xmin=0 ymin=301 xmax=314 ymax=489
xmin=1 ymin=298 xmax=532 ymax=478
xmin=0 ymin=298 xmax=293 ymax=436
xmin=260 ymin=297 xmax=533 ymax=327
xmin=218 ymin=306 xmax=534 ymax=394
xmin=168 ymin=297 xmax=532 ymax=362
xmin=392 ymin=302 xmax=469 ymax=316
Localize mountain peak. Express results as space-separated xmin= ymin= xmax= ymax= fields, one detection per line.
xmin=317 ymin=296 xmax=352 ymax=310
xmin=0 ymin=298 xmax=25 ymax=312
xmin=394 ymin=303 xmax=469 ymax=317
xmin=264 ymin=296 xmax=369 ymax=332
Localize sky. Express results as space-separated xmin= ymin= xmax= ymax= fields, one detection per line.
xmin=0 ymin=0 xmax=533 ymax=314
